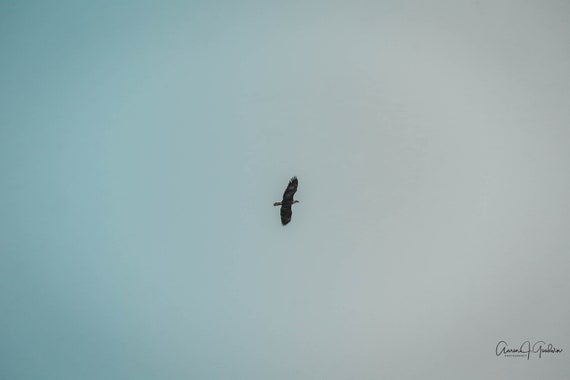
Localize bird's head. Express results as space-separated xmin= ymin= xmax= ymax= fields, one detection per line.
xmin=293 ymin=200 xmax=300 ymax=204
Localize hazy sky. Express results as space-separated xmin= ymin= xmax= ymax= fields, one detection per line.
xmin=1 ymin=1 xmax=569 ymax=379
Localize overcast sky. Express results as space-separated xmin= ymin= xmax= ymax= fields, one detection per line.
xmin=1 ymin=1 xmax=569 ymax=379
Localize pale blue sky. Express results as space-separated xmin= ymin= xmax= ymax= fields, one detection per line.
xmin=1 ymin=1 xmax=569 ymax=379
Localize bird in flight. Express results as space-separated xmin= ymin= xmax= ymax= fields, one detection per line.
xmin=273 ymin=176 xmax=299 ymax=225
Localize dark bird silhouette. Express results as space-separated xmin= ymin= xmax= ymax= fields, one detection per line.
xmin=273 ymin=176 xmax=300 ymax=225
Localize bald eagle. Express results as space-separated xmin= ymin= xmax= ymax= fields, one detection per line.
xmin=273 ymin=176 xmax=299 ymax=225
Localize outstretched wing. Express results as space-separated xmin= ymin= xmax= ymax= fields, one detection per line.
xmin=282 ymin=176 xmax=298 ymax=202
xmin=280 ymin=205 xmax=293 ymax=225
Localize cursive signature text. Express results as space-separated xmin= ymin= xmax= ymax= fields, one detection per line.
xmin=496 ymin=341 xmax=563 ymax=359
